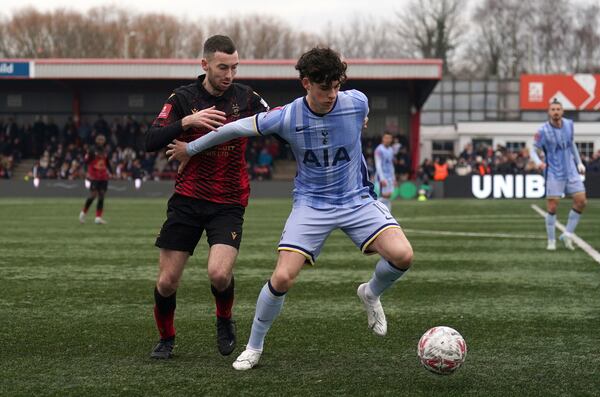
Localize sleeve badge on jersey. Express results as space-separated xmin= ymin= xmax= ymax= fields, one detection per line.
xmin=534 ymin=132 xmax=541 ymax=142
xmin=158 ymin=103 xmax=172 ymax=119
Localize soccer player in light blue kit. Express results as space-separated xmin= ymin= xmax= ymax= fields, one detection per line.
xmin=530 ymin=99 xmax=587 ymax=251
xmin=166 ymin=48 xmax=413 ymax=370
xmin=374 ymin=132 xmax=396 ymax=210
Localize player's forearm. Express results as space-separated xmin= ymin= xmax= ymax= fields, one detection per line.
xmin=571 ymin=142 xmax=583 ymax=165
xmin=144 ymin=120 xmax=184 ymax=152
xmin=187 ymin=116 xmax=258 ymax=156
xmin=530 ymin=148 xmax=543 ymax=166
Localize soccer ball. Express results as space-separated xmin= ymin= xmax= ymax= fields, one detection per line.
xmin=417 ymin=326 xmax=467 ymax=375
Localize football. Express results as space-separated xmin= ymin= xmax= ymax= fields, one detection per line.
xmin=417 ymin=326 xmax=467 ymax=375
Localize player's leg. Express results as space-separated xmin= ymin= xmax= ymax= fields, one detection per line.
xmin=545 ymin=198 xmax=559 ymax=250
xmin=378 ymin=178 xmax=394 ymax=211
xmin=360 ymin=228 xmax=413 ymax=336
xmin=151 ymin=249 xmax=189 ymax=359
xmin=94 ymin=182 xmax=108 ymax=224
xmin=80 ymin=185 xmax=97 ymax=223
xmin=207 ymin=244 xmax=239 ymax=355
xmin=560 ymin=191 xmax=587 ymax=250
xmin=233 ymin=250 xmax=306 ymax=371
xmin=151 ymin=194 xmax=203 ymax=358
xmin=205 ymin=204 xmax=244 ymax=356
xmin=234 ymin=205 xmax=330 ymax=370
xmin=344 ymin=200 xmax=411 ymax=336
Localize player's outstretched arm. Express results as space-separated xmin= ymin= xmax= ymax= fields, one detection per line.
xmin=166 ymin=115 xmax=260 ymax=173
xmin=145 ymin=106 xmax=226 ymax=152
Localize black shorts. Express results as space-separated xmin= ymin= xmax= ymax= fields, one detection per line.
xmin=155 ymin=194 xmax=245 ymax=255
xmin=90 ymin=180 xmax=108 ymax=194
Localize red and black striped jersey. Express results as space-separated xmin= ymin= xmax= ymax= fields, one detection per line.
xmin=148 ymin=75 xmax=268 ymax=207
xmin=85 ymin=147 xmax=110 ymax=181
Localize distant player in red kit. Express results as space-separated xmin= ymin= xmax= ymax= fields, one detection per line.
xmin=79 ymin=134 xmax=112 ymax=225
xmin=144 ymin=35 xmax=268 ymax=359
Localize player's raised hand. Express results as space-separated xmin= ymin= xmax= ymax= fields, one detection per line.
xmin=182 ymin=106 xmax=226 ymax=131
xmin=166 ymin=140 xmax=191 ymax=173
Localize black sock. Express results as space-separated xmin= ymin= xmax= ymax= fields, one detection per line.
xmin=84 ymin=197 xmax=94 ymax=211
xmin=154 ymin=287 xmax=176 ymax=315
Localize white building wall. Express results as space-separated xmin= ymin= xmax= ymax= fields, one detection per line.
xmin=421 ymin=122 xmax=600 ymax=160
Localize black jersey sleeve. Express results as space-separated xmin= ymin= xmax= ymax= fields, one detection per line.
xmin=144 ymin=93 xmax=185 ymax=152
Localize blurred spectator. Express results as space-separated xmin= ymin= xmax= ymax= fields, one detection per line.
xmin=433 ymin=157 xmax=449 ymax=181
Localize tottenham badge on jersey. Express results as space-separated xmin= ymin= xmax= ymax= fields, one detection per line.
xmin=158 ymin=104 xmax=172 ymax=119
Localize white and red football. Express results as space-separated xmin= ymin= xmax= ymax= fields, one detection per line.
xmin=417 ymin=326 xmax=467 ymax=375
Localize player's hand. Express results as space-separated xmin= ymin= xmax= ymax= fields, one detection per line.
xmin=363 ymin=117 xmax=369 ymax=129
xmin=577 ymin=163 xmax=586 ymax=174
xmin=538 ymin=162 xmax=547 ymax=171
xmin=380 ymin=180 xmax=388 ymax=187
xmin=166 ymin=140 xmax=191 ymax=173
xmin=182 ymin=106 xmax=226 ymax=131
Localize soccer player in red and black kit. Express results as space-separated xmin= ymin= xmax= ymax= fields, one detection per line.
xmin=79 ymin=134 xmax=111 ymax=225
xmin=144 ymin=35 xmax=268 ymax=359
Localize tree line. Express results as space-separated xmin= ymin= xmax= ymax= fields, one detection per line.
xmin=1 ymin=0 xmax=599 ymax=77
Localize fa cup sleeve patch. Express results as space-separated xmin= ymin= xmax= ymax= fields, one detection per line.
xmin=158 ymin=103 xmax=172 ymax=119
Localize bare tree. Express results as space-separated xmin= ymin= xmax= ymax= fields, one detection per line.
xmin=465 ymin=0 xmax=534 ymax=78
xmin=530 ymin=0 xmax=573 ymax=74
xmin=396 ymin=0 xmax=466 ymax=72
xmin=567 ymin=3 xmax=600 ymax=73
xmin=323 ymin=14 xmax=405 ymax=59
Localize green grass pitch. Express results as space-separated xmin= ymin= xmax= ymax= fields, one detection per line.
xmin=1 ymin=197 xmax=599 ymax=396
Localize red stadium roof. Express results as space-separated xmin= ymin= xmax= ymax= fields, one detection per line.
xmin=0 ymin=58 xmax=442 ymax=80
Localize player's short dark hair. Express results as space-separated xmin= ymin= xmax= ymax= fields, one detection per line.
xmin=203 ymin=35 xmax=236 ymax=58
xmin=550 ymin=98 xmax=562 ymax=107
xmin=295 ymin=47 xmax=347 ymax=87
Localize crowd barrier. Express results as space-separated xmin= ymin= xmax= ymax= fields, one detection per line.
xmin=1 ymin=175 xmax=597 ymax=199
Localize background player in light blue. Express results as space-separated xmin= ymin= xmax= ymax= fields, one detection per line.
xmin=374 ymin=132 xmax=396 ymax=210
xmin=167 ymin=47 xmax=414 ymax=371
xmin=530 ymin=99 xmax=587 ymax=251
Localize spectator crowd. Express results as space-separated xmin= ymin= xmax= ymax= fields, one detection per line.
xmin=417 ymin=142 xmax=600 ymax=184
xmin=1 ymin=117 xmax=599 ymax=182
xmin=0 ymin=115 xmax=286 ymax=181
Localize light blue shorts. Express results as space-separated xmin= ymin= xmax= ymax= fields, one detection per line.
xmin=545 ymin=175 xmax=585 ymax=198
xmin=378 ymin=178 xmax=395 ymax=197
xmin=278 ymin=200 xmax=401 ymax=265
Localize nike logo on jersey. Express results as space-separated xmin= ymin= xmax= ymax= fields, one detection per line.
xmin=295 ymin=126 xmax=307 ymax=132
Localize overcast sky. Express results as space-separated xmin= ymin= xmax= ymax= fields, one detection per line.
xmin=3 ymin=0 xmax=408 ymax=31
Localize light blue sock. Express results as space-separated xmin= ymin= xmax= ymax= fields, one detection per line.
xmin=565 ymin=209 xmax=581 ymax=235
xmin=247 ymin=281 xmax=286 ymax=351
xmin=545 ymin=213 xmax=556 ymax=241
xmin=367 ymin=258 xmax=407 ymax=297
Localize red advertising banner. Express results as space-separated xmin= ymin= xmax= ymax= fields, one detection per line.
xmin=520 ymin=74 xmax=600 ymax=110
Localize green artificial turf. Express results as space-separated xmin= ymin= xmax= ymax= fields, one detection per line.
xmin=1 ymin=198 xmax=599 ymax=396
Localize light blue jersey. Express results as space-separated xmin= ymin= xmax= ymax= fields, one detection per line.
xmin=374 ymin=144 xmax=395 ymax=181
xmin=255 ymin=90 xmax=374 ymax=209
xmin=534 ymin=118 xmax=580 ymax=181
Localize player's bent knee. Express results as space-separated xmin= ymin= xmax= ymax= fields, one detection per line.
xmin=207 ymin=268 xmax=231 ymax=290
xmin=157 ymin=275 xmax=180 ymax=295
xmin=389 ymin=245 xmax=413 ymax=270
xmin=271 ymin=271 xmax=295 ymax=292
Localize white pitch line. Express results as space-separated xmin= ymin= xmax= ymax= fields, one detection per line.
xmin=531 ymin=204 xmax=600 ymax=264
xmin=403 ymin=228 xmax=544 ymax=240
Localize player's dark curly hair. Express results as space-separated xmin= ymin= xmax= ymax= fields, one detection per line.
xmin=295 ymin=47 xmax=347 ymax=87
